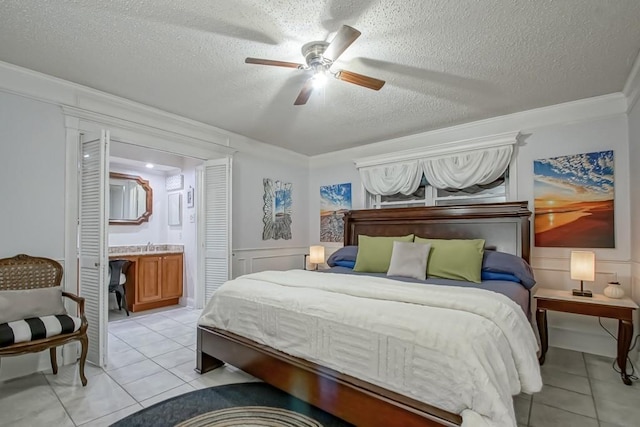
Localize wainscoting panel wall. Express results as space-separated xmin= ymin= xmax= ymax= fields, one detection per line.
xmin=232 ymin=247 xmax=309 ymax=278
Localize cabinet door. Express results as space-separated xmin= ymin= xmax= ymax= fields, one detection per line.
xmin=137 ymin=256 xmax=162 ymax=303
xmin=162 ymin=254 xmax=183 ymax=299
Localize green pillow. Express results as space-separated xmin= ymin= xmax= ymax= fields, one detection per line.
xmin=353 ymin=234 xmax=415 ymax=273
xmin=414 ymin=237 xmax=485 ymax=283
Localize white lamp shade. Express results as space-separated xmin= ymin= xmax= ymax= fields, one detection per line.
xmin=309 ymin=246 xmax=325 ymax=264
xmin=570 ymin=251 xmax=595 ymax=281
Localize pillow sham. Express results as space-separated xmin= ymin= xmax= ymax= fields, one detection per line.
xmin=481 ymin=271 xmax=521 ymax=283
xmin=353 ymin=234 xmax=414 ymax=273
xmin=0 ymin=286 xmax=67 ymax=324
xmin=414 ymin=237 xmax=485 ymax=283
xmin=326 ymin=246 xmax=358 ymax=267
xmin=482 ymin=250 xmax=536 ymax=289
xmin=387 ymin=241 xmax=431 ymax=280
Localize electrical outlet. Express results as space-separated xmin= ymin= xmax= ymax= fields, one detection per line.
xmin=189 ymin=213 xmax=196 ymax=223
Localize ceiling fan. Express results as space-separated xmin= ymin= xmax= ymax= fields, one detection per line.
xmin=245 ymin=25 xmax=385 ymax=105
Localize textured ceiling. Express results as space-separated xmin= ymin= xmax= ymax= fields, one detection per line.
xmin=1 ymin=1 xmax=639 ymax=155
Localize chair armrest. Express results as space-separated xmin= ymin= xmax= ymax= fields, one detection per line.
xmin=62 ymin=291 xmax=86 ymax=317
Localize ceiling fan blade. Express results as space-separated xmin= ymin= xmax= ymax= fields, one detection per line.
xmin=245 ymin=57 xmax=303 ymax=69
xmin=294 ymin=78 xmax=315 ymax=105
xmin=335 ymin=70 xmax=385 ymax=90
xmin=323 ymin=25 xmax=361 ymax=61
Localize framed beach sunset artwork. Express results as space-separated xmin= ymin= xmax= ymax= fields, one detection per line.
xmin=320 ymin=183 xmax=352 ymax=242
xmin=533 ymin=150 xmax=614 ymax=248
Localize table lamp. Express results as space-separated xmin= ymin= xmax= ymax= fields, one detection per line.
xmin=309 ymin=245 xmax=325 ymax=270
xmin=570 ymin=251 xmax=594 ymax=297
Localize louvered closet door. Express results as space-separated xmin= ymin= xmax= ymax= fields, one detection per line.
xmin=202 ymin=157 xmax=232 ymax=303
xmin=78 ymin=131 xmax=109 ymax=367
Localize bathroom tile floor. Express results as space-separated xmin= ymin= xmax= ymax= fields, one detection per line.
xmin=1 ymin=307 xmax=638 ymax=426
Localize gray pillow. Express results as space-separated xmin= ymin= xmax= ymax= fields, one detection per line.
xmin=0 ymin=286 xmax=67 ymax=324
xmin=387 ymin=241 xmax=432 ymax=281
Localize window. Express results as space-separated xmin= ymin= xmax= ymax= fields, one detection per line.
xmin=367 ymin=173 xmax=507 ymax=209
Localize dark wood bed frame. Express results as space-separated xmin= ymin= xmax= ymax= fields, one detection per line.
xmin=197 ymin=201 xmax=532 ymax=426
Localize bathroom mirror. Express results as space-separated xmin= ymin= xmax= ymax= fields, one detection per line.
xmin=109 ymin=172 xmax=153 ymax=225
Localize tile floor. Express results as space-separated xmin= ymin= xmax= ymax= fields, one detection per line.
xmin=1 ymin=308 xmax=638 ymax=426
xmin=0 ymin=306 xmax=258 ymax=427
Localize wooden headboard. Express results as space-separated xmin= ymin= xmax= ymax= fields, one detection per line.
xmin=343 ymin=201 xmax=532 ymax=263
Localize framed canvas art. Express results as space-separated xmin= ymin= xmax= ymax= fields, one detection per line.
xmin=534 ymin=150 xmax=614 ymax=248
xmin=320 ymin=183 xmax=352 ymax=242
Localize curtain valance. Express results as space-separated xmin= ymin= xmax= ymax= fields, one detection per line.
xmin=355 ymin=131 xmax=518 ymax=195
xmin=420 ymin=145 xmax=513 ymax=189
xmin=359 ymin=161 xmax=423 ymax=196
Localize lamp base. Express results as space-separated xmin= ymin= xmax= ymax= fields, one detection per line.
xmin=572 ymin=289 xmax=593 ymax=297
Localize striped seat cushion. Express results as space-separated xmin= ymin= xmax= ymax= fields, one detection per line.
xmin=0 ymin=315 xmax=82 ymax=348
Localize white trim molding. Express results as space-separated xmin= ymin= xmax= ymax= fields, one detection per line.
xmin=232 ymin=247 xmax=308 ymax=278
xmin=354 ymin=131 xmax=520 ymax=168
xmin=623 ymin=49 xmax=640 ymax=112
xmin=310 ymin=93 xmax=627 ymax=169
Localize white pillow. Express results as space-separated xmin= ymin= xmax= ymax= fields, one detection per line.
xmin=387 ymin=241 xmax=432 ymax=280
xmin=0 ymin=286 xmax=67 ymax=324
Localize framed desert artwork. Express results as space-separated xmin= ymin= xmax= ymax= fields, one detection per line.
xmin=533 ymin=150 xmax=614 ymax=248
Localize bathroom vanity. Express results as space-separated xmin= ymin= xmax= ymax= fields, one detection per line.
xmin=109 ymin=245 xmax=184 ymax=312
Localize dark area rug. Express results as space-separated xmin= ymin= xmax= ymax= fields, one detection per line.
xmin=112 ymin=382 xmax=353 ymax=427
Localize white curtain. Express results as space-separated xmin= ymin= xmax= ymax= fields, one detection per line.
xmin=359 ymin=160 xmax=422 ymax=196
xmin=420 ymin=145 xmax=513 ymax=190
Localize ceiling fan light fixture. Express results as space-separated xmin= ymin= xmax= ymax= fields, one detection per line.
xmin=311 ymin=68 xmax=328 ymax=89
xmin=245 ymin=25 xmax=385 ymax=105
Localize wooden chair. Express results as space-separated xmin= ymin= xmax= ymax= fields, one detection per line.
xmin=0 ymin=254 xmax=89 ymax=386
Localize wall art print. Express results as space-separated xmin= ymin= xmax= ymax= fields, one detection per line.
xmin=262 ymin=178 xmax=292 ymax=240
xmin=320 ymin=183 xmax=352 ymax=242
xmin=534 ymin=150 xmax=614 ymax=248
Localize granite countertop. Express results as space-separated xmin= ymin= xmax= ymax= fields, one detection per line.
xmin=109 ymin=244 xmax=184 ymax=257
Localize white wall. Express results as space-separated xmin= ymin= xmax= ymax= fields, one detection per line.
xmin=629 ymin=95 xmax=640 ymax=308
xmin=0 ymin=91 xmax=68 ymax=380
xmin=309 ymin=98 xmax=632 ymax=357
xmin=176 ymin=159 xmax=199 ymax=307
xmin=231 ymin=149 xmax=310 ymax=276
xmin=0 ymin=92 xmax=66 ymax=259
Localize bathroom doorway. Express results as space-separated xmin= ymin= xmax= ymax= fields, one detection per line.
xmin=76 ymin=127 xmax=232 ymax=368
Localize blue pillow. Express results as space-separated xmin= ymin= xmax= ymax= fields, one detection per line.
xmin=334 ymin=260 xmax=356 ymax=269
xmin=481 ymin=271 xmax=521 ymax=283
xmin=326 ymin=246 xmax=358 ymax=267
xmin=482 ymin=250 xmax=536 ymax=289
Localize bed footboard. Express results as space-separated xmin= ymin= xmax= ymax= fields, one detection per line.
xmin=196 ymin=325 xmax=461 ymax=427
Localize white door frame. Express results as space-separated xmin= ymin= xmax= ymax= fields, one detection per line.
xmin=63 ymin=107 xmax=235 ymax=366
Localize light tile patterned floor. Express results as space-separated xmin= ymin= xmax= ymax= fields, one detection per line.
xmin=1 ymin=307 xmax=638 ymax=426
xmin=0 ymin=306 xmax=257 ymax=427
xmin=514 ymin=346 xmax=640 ymax=426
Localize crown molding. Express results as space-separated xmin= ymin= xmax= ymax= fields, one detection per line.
xmin=623 ymin=49 xmax=640 ymax=112
xmin=0 ymin=61 xmax=307 ymax=162
xmin=310 ymin=93 xmax=627 ymax=169
xmin=62 ymin=105 xmax=236 ymax=158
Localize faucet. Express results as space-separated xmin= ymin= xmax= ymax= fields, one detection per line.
xmin=146 ymin=241 xmax=153 ymax=251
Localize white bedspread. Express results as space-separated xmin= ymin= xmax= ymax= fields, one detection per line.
xmin=199 ymin=270 xmax=542 ymax=427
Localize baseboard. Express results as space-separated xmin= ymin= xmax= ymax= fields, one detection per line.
xmin=0 ymin=348 xmax=62 ymax=382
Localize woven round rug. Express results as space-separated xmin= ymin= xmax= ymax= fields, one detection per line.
xmin=112 ymin=382 xmax=353 ymax=427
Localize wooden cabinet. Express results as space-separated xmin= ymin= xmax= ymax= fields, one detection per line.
xmin=137 ymin=255 xmax=162 ymax=303
xmin=161 ymin=254 xmax=183 ymax=299
xmin=110 ymin=253 xmax=184 ymax=312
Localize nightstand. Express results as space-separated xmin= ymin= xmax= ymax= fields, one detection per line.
xmin=534 ymin=288 xmax=638 ymax=385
